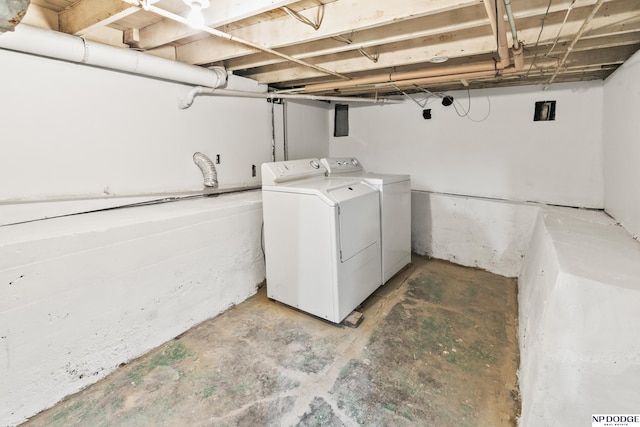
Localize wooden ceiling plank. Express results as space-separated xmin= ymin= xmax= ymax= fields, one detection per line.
xmin=510 ymin=4 xmax=640 ymax=48
xmin=176 ymin=37 xmax=266 ymax=65
xmin=238 ymin=32 xmax=500 ymax=84
xmin=177 ymin=0 xmax=481 ymax=65
xmin=243 ymin=37 xmax=638 ymax=88
xmin=21 ymin=3 xmax=59 ymax=30
xmin=225 ymin=4 xmax=490 ymax=71
xmin=58 ymin=0 xmax=139 ymax=35
xmin=137 ymin=0 xmax=300 ymax=50
xmin=234 ymin=5 xmax=639 ymax=84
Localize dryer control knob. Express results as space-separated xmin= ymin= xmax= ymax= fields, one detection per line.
xmin=310 ymin=160 xmax=320 ymax=169
xmin=351 ymin=158 xmax=359 ymax=166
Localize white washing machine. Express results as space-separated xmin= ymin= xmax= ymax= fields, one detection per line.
xmin=320 ymin=157 xmax=411 ymax=284
xmin=261 ymin=158 xmax=382 ymax=323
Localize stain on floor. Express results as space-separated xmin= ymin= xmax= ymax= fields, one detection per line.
xmin=21 ymin=256 xmax=520 ymax=426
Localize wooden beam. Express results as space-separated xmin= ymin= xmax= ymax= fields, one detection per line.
xmin=239 ymin=29 xmax=499 ymax=84
xmin=177 ymin=0 xmax=481 ymax=65
xmin=225 ymin=3 xmax=489 ymax=71
xmin=136 ymin=0 xmax=300 ymax=50
xmin=59 ymin=0 xmax=139 ymax=36
xmin=21 ymin=3 xmax=58 ymax=30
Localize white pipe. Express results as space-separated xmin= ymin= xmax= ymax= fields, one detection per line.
xmin=503 ymin=0 xmax=520 ymax=50
xmin=0 ymin=24 xmax=228 ymax=88
xmin=179 ymin=87 xmax=403 ymax=109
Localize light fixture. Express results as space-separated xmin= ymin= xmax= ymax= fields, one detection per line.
xmin=429 ymin=56 xmax=449 ymax=64
xmin=183 ymin=0 xmax=210 ymax=28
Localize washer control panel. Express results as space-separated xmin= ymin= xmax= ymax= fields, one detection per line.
xmin=320 ymin=157 xmax=365 ymax=174
xmin=261 ymin=158 xmax=327 ymax=185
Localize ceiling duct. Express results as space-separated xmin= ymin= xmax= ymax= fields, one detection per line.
xmin=0 ymin=0 xmax=30 ymax=33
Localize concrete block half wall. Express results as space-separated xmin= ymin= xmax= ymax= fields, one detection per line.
xmin=412 ymin=191 xmax=640 ymax=427
xmin=0 ymin=192 xmax=265 ymax=426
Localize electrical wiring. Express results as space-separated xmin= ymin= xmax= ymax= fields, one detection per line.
xmin=392 ymin=84 xmax=438 ymax=108
xmin=452 ymin=86 xmax=492 ymax=122
xmin=395 ymin=84 xmax=491 ymax=122
xmin=546 ymin=0 xmax=577 ymax=56
xmin=526 ymin=0 xmax=554 ymax=77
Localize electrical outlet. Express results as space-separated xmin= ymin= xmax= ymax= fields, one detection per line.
xmin=252 ymin=164 xmax=257 ymax=177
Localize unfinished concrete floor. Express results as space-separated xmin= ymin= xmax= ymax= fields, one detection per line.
xmin=22 ymin=256 xmax=520 ymax=426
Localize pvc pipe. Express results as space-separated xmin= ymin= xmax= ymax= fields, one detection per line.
xmin=0 ymin=24 xmax=228 ymax=88
xmin=179 ymin=87 xmax=403 ymax=109
xmin=503 ymin=0 xmax=520 ymax=50
xmin=303 ymin=61 xmax=500 ymax=93
xmin=512 ymin=44 xmax=524 ymax=71
xmin=384 ymin=66 xmax=518 ymax=89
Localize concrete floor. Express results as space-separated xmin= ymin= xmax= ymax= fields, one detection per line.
xmin=22 ymin=255 xmax=520 ymax=426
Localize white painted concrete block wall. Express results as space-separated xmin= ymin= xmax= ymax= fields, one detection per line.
xmin=0 ymin=49 xmax=271 ymax=208
xmin=1 ymin=193 xmax=265 ymax=425
xmin=330 ymin=81 xmax=604 ymax=208
xmin=0 ymin=48 xmax=274 ymax=425
xmin=285 ymin=100 xmax=331 ymax=161
xmin=517 ymin=208 xmax=640 ymax=427
xmin=329 ymin=75 xmax=640 ymax=426
xmin=604 ymin=49 xmax=640 ymax=239
xmin=411 ymin=191 xmax=538 ymax=277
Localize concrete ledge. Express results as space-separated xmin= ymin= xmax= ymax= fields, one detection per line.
xmin=518 ymin=208 xmax=640 ymax=427
xmin=412 ymin=191 xmax=640 ymax=426
xmin=0 ymin=191 xmax=265 ymax=426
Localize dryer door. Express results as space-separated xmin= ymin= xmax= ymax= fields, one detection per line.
xmin=328 ymin=183 xmax=380 ymax=262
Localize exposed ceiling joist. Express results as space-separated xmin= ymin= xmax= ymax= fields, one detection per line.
xmin=58 ymin=0 xmax=138 ymax=35
xmin=17 ymin=0 xmax=640 ymax=97
xmin=135 ymin=0 xmax=302 ymax=50
xmin=176 ymin=0 xmax=481 ymax=65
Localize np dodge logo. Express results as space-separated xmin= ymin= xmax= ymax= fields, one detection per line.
xmin=593 ymin=414 xmax=640 ymax=426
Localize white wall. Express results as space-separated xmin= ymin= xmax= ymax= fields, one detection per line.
xmin=518 ymin=207 xmax=640 ymax=427
xmin=330 ymin=81 xmax=604 ymax=208
xmin=412 ymin=191 xmax=538 ymax=277
xmin=0 ymin=49 xmax=272 ymax=205
xmin=285 ymin=100 xmax=330 ymax=160
xmin=604 ymin=49 xmax=640 ymax=239
xmin=1 ymin=193 xmax=265 ymax=426
xmin=0 ymin=48 xmax=274 ymax=425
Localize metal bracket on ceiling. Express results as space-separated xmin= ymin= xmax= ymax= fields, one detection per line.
xmin=357 ymin=48 xmax=379 ymax=63
xmin=282 ymin=5 xmax=324 ymax=31
xmin=332 ymin=34 xmax=352 ymax=44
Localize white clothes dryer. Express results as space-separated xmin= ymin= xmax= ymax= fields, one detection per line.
xmin=261 ymin=158 xmax=382 ymax=323
xmin=320 ymin=157 xmax=411 ymax=284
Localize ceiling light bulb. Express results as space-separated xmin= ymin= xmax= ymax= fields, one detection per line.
xmin=429 ymin=56 xmax=449 ymax=64
xmin=187 ymin=2 xmax=204 ymax=27
xmin=183 ymin=0 xmax=210 ymax=28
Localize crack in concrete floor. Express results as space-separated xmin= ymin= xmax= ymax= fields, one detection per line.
xmin=22 ymin=255 xmax=520 ymax=426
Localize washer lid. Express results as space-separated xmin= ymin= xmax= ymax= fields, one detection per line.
xmin=359 ymin=172 xmax=410 ymax=185
xmin=262 ymin=177 xmax=375 ymax=207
